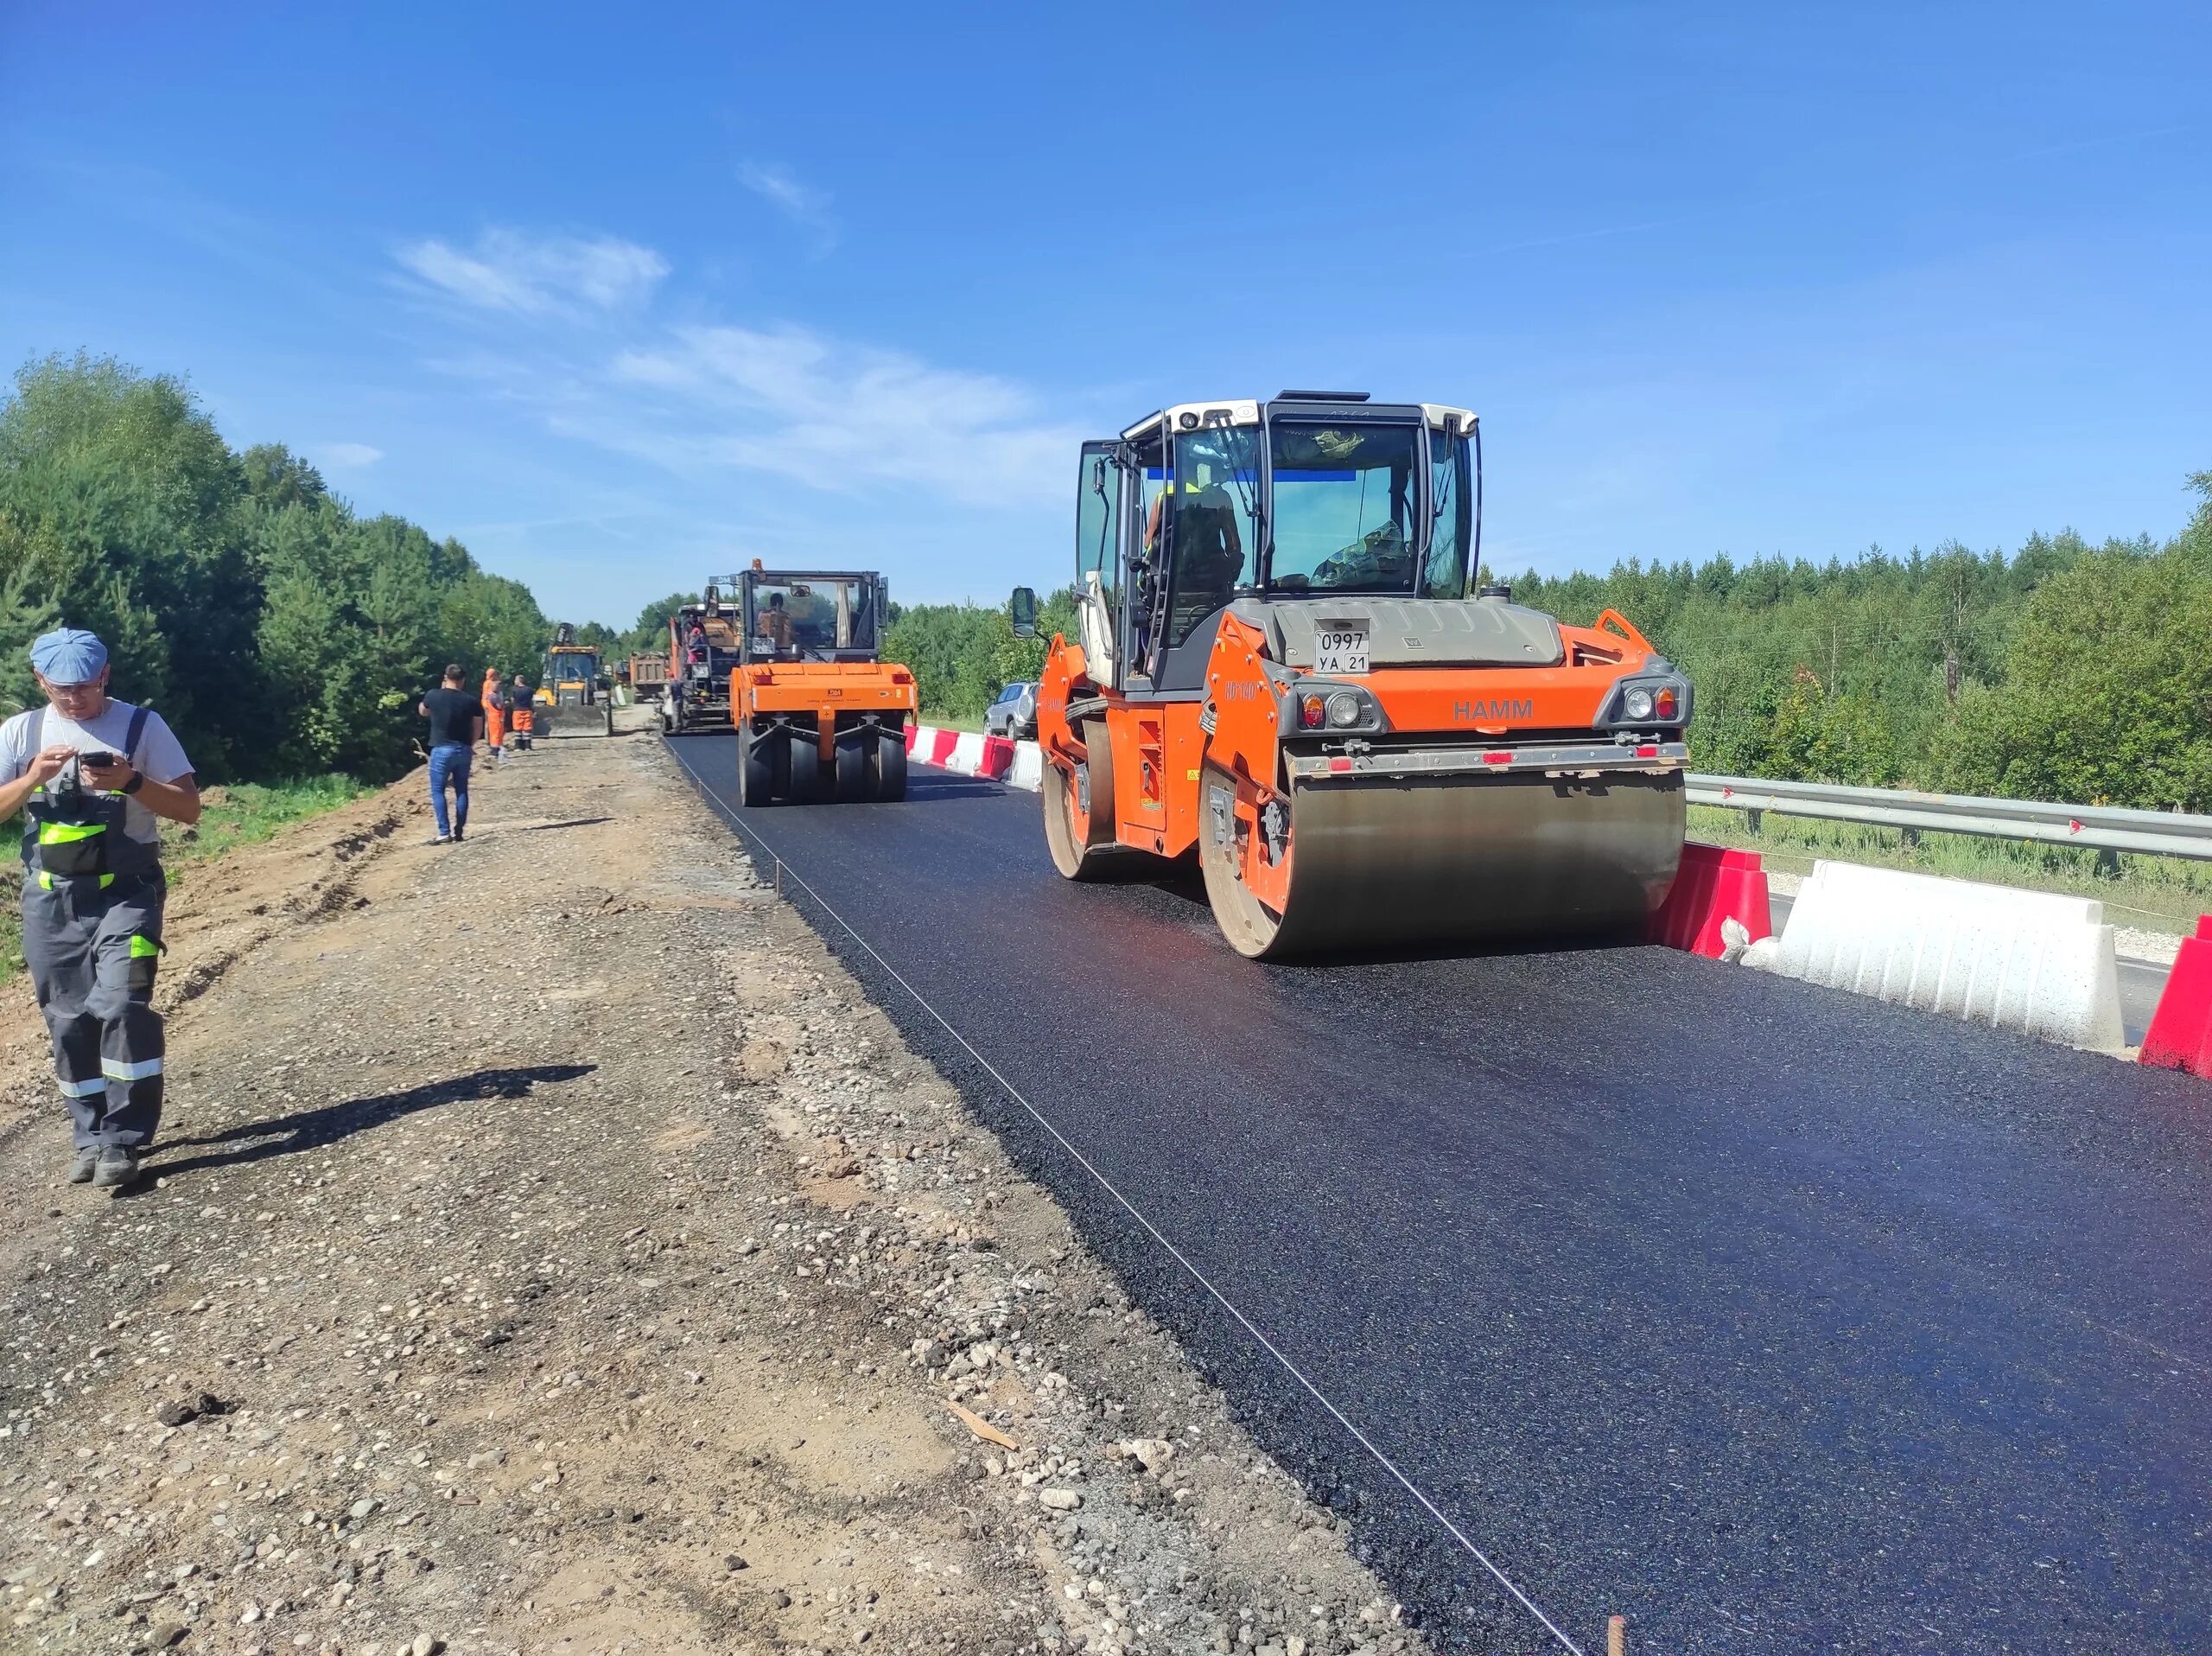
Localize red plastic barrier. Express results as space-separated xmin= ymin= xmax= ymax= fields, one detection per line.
xmin=2139 ymin=916 xmax=2212 ymax=1074
xmin=927 ymin=729 xmax=959 ymax=765
xmin=1649 ymin=842 xmax=1772 ymax=959
xmin=977 ymin=736 xmax=1016 ymax=779
xmin=904 ymin=722 xmax=922 ymax=754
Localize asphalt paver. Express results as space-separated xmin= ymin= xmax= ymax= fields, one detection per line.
xmin=669 ymin=739 xmax=2212 ymax=1655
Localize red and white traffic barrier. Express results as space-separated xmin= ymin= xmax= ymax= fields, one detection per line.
xmin=1649 ymin=843 xmax=1772 ymax=959
xmin=2140 ymin=916 xmax=2212 ymax=1075
xmin=906 ymin=723 xmax=1046 ymax=790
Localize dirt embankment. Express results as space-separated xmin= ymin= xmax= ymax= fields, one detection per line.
xmin=0 ymin=723 xmax=1427 ymax=1656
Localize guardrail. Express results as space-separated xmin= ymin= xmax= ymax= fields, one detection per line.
xmin=1687 ymin=774 xmax=2212 ymax=863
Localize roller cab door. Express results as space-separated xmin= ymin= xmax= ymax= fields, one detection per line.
xmin=1075 ymin=440 xmax=1127 ymax=688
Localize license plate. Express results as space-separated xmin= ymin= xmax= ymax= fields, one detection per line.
xmin=1313 ymin=621 xmax=1370 ymax=676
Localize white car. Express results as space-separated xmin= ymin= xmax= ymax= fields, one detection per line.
xmin=984 ymin=680 xmax=1038 ymax=740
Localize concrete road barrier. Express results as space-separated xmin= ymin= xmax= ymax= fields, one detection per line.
xmin=1743 ymin=860 xmax=2126 ymax=1053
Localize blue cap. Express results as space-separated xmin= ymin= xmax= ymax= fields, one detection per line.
xmin=29 ymin=628 xmax=108 ymax=685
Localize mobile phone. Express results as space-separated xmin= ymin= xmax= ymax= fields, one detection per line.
xmin=79 ymin=750 xmax=123 ymax=769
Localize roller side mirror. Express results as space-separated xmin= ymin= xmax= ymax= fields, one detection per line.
xmin=1009 ymin=586 xmax=1039 ymax=640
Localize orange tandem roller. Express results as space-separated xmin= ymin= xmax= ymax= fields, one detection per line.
xmin=1015 ymin=392 xmax=1692 ymax=957
xmin=725 ymin=563 xmax=917 ymax=806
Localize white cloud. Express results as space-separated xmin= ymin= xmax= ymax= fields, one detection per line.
xmin=393 ymin=228 xmax=668 ymax=318
xmin=318 ymin=442 xmax=384 ymax=468
xmin=737 ymin=161 xmax=836 ymax=251
xmin=591 ymin=323 xmax=1076 ymax=507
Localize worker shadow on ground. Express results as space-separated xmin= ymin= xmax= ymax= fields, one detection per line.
xmin=128 ymin=1064 xmax=595 ymax=1191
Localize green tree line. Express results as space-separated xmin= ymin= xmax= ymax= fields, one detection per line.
xmin=0 ymin=353 xmax=556 ymax=784
xmin=613 ymin=592 xmax=702 ymax=662
xmin=1501 ymin=474 xmax=2212 ymax=807
xmin=883 ymin=590 xmax=1075 ymax=721
xmin=893 ymin=477 xmax=2212 ymax=810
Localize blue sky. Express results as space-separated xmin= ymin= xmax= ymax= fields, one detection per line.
xmin=2 ymin=3 xmax=2207 ymax=627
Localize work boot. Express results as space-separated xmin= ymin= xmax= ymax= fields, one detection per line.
xmin=92 ymin=1147 xmax=140 ymax=1189
xmin=452 ymin=828 xmax=466 ymax=843
xmin=67 ymin=1146 xmax=98 ymax=1184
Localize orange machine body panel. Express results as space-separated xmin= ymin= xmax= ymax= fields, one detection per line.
xmin=1102 ymin=701 xmax=1208 ymax=859
xmin=1040 ymin=608 xmax=1675 ymax=869
xmin=732 ymin=661 xmax=918 ymax=760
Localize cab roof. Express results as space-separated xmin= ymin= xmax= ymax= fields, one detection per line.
xmin=1120 ymin=395 xmax=1476 ymax=443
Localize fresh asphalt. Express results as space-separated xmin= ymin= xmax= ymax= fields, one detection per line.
xmin=669 ymin=738 xmax=2212 ymax=1655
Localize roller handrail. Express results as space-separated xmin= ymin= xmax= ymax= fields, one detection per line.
xmin=1688 ymin=773 xmax=2212 ymax=862
xmin=1592 ymin=608 xmax=1653 ymax=653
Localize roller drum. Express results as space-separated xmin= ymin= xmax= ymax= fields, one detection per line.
xmin=1202 ymin=766 xmax=1687 ymax=958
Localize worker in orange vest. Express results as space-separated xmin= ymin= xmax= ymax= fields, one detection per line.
xmin=481 ymin=668 xmax=510 ymax=767
xmin=510 ymin=678 xmax=537 ymax=752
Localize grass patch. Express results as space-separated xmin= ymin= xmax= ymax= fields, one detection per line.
xmin=921 ymin=710 xmax=988 ymax=734
xmin=0 ymin=774 xmax=378 ymax=983
xmin=1688 ymin=803 xmax=2212 ymax=934
xmin=166 ymin=774 xmax=377 ymax=865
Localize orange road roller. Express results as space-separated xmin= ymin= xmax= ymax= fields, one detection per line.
xmin=1016 ymin=392 xmax=1691 ymax=957
xmin=724 ymin=564 xmax=917 ymax=805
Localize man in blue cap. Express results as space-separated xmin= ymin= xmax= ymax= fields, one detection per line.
xmin=0 ymin=629 xmax=200 ymax=1189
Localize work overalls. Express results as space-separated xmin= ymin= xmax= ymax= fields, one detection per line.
xmin=482 ymin=682 xmax=508 ymax=761
xmin=19 ymin=706 xmax=168 ymax=1150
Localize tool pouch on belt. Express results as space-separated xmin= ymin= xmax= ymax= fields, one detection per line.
xmin=21 ymin=705 xmax=154 ymax=882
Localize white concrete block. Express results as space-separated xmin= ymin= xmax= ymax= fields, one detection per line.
xmin=1007 ymin=741 xmax=1043 ymax=792
xmin=1760 ymin=860 xmax=2126 ymax=1053
xmin=947 ymin=732 xmax=987 ymax=775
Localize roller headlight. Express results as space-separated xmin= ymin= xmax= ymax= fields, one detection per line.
xmin=1601 ymin=667 xmax=1691 ymax=729
xmin=1282 ymin=680 xmax=1389 ymax=735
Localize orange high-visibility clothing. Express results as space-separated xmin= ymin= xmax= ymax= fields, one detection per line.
xmin=481 ymin=678 xmax=509 ymax=745
xmin=511 ymin=701 xmax=535 ymax=735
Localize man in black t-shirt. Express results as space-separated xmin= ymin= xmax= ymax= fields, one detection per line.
xmin=418 ymin=664 xmax=485 ymax=845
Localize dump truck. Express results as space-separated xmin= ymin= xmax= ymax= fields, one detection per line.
xmin=1017 ymin=392 xmax=1692 ymax=957
xmin=628 ymin=653 xmax=669 ymax=699
xmin=724 ymin=563 xmax=916 ymax=805
xmin=535 ymin=624 xmax=609 ymax=736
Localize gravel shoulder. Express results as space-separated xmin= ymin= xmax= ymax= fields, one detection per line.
xmin=0 ymin=719 xmax=1427 ymax=1656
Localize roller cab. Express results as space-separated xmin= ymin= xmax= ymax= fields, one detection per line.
xmin=721 ymin=563 xmax=916 ymax=806
xmin=1023 ymin=392 xmax=1692 ymax=957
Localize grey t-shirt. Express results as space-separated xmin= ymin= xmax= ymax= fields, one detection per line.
xmin=0 ymin=699 xmax=194 ymax=844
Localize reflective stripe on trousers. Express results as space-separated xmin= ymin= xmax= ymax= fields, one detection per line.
xmin=20 ymin=869 xmax=167 ymax=1150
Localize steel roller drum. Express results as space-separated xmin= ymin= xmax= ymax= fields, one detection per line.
xmin=1201 ymin=766 xmax=1687 ymax=959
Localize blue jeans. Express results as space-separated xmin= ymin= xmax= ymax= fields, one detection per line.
xmin=428 ymin=743 xmax=472 ymax=838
